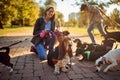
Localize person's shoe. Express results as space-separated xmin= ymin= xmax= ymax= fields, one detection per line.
xmin=92 ymin=43 xmax=97 ymax=47
xmin=30 ymin=46 xmax=38 ymax=54
xmin=40 ymin=58 xmax=47 ymax=61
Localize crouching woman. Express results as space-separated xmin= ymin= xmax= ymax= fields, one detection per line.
xmin=31 ymin=6 xmax=56 ymax=60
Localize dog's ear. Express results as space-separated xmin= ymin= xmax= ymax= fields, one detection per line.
xmin=101 ymin=57 xmax=106 ymax=64
xmin=98 ymin=61 xmax=104 ymax=67
xmin=62 ymin=30 xmax=70 ymax=36
xmin=73 ymin=39 xmax=81 ymax=43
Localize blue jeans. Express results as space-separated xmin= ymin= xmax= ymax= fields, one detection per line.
xmin=36 ymin=34 xmax=56 ymax=60
xmin=87 ymin=23 xmax=106 ymax=44
xmin=36 ymin=43 xmax=47 ymax=60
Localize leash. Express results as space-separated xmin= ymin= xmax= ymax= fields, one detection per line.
xmin=84 ymin=0 xmax=120 ymax=27
xmin=98 ymin=8 xmax=120 ymax=27
xmin=1 ymin=38 xmax=29 ymax=48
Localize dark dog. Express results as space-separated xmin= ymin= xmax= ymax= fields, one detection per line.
xmin=0 ymin=39 xmax=28 ymax=72
xmin=0 ymin=47 xmax=13 ymax=72
xmin=73 ymin=38 xmax=116 ymax=61
xmin=89 ymin=39 xmax=116 ymax=61
xmin=104 ymin=25 xmax=120 ymax=42
xmin=73 ymin=39 xmax=86 ymax=57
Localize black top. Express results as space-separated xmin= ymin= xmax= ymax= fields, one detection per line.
xmin=31 ymin=17 xmax=55 ymax=46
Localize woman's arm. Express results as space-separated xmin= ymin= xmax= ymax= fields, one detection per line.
xmin=33 ymin=18 xmax=42 ymax=35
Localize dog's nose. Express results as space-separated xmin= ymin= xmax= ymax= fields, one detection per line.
xmin=96 ymin=69 xmax=99 ymax=72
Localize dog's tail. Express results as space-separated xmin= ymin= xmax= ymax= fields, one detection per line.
xmin=104 ymin=25 xmax=109 ymax=34
xmin=0 ymin=47 xmax=10 ymax=54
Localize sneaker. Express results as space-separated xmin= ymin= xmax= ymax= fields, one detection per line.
xmin=92 ymin=43 xmax=97 ymax=47
xmin=30 ymin=46 xmax=38 ymax=54
xmin=40 ymin=58 xmax=47 ymax=61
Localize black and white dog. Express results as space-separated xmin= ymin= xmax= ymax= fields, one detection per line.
xmin=0 ymin=47 xmax=13 ymax=72
xmin=0 ymin=38 xmax=28 ymax=72
xmin=95 ymin=48 xmax=120 ymax=72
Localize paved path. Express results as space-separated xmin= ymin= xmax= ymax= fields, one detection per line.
xmin=0 ymin=29 xmax=120 ymax=80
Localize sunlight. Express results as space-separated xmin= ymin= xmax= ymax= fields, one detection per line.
xmin=35 ymin=0 xmax=120 ymax=21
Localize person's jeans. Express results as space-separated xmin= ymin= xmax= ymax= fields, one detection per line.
xmin=35 ymin=33 xmax=56 ymax=60
xmin=36 ymin=43 xmax=47 ymax=60
xmin=87 ymin=23 xmax=106 ymax=44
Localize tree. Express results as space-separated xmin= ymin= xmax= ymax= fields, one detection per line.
xmin=16 ymin=0 xmax=40 ymax=26
xmin=0 ymin=20 xmax=4 ymax=29
xmin=109 ymin=8 xmax=120 ymax=28
xmin=44 ymin=0 xmax=56 ymax=7
xmin=0 ymin=0 xmax=40 ymax=26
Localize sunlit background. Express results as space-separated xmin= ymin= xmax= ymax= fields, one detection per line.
xmin=35 ymin=0 xmax=120 ymax=21
xmin=0 ymin=0 xmax=120 ymax=29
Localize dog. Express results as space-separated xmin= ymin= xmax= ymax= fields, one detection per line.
xmin=47 ymin=36 xmax=73 ymax=74
xmin=0 ymin=39 xmax=28 ymax=73
xmin=73 ymin=39 xmax=86 ymax=60
xmin=0 ymin=47 xmax=13 ymax=72
xmin=104 ymin=25 xmax=120 ymax=42
xmin=73 ymin=38 xmax=116 ymax=61
xmin=95 ymin=48 xmax=120 ymax=73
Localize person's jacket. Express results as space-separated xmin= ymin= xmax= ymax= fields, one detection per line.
xmin=31 ymin=17 xmax=55 ymax=46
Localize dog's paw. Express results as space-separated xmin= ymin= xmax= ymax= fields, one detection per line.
xmin=54 ymin=71 xmax=60 ymax=75
xmin=103 ymin=69 xmax=108 ymax=73
xmin=7 ymin=67 xmax=13 ymax=72
xmin=61 ymin=67 xmax=68 ymax=73
xmin=10 ymin=68 xmax=13 ymax=72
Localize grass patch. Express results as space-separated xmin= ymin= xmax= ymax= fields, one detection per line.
xmin=0 ymin=25 xmax=33 ymax=35
xmin=1 ymin=26 xmax=118 ymax=40
xmin=0 ymin=26 xmax=101 ymax=38
xmin=61 ymin=27 xmax=104 ymax=39
xmin=61 ymin=27 xmax=100 ymax=35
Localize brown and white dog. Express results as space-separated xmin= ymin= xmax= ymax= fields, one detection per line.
xmin=95 ymin=48 xmax=120 ymax=73
xmin=47 ymin=31 xmax=73 ymax=74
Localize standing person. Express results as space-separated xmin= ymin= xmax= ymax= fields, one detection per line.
xmin=80 ymin=4 xmax=106 ymax=44
xmin=31 ymin=6 xmax=56 ymax=60
xmin=55 ymin=18 xmax=61 ymax=30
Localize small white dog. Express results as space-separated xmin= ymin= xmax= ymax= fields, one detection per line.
xmin=95 ymin=48 xmax=120 ymax=72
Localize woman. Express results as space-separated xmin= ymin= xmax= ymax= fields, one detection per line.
xmin=31 ymin=6 xmax=56 ymax=60
xmin=81 ymin=4 xmax=106 ymax=44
